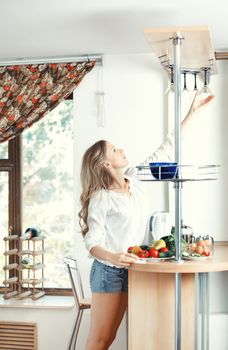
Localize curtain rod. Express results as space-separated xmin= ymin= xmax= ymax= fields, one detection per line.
xmin=0 ymin=54 xmax=103 ymax=66
xmin=215 ymin=51 xmax=228 ymax=60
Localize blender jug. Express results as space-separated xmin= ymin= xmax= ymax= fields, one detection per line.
xmin=149 ymin=211 xmax=171 ymax=243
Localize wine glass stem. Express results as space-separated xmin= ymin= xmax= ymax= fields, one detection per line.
xmin=184 ymin=73 xmax=187 ymax=89
xmin=194 ymin=73 xmax=198 ymax=90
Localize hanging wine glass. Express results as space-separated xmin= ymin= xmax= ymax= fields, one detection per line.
xmin=165 ymin=65 xmax=175 ymax=95
xmin=182 ymin=71 xmax=190 ymax=93
xmin=193 ymin=71 xmax=200 ymax=92
xmin=200 ymin=67 xmax=212 ymax=95
xmin=182 ymin=70 xmax=191 ymax=104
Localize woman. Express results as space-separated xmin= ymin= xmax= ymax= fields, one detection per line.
xmin=79 ymin=92 xmax=214 ymax=350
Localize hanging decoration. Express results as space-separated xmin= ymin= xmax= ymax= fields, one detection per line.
xmin=95 ymin=63 xmax=105 ymax=127
xmin=0 ymin=60 xmax=96 ymax=142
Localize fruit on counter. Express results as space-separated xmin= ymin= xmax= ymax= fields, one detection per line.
xmin=195 ymin=245 xmax=204 ymax=254
xmin=139 ymin=245 xmax=151 ymax=251
xmin=148 ymin=247 xmax=159 ymax=258
xmin=188 ymin=243 xmax=197 ymax=252
xmin=127 ymin=240 xmax=174 ymax=259
xmin=160 ymin=234 xmax=175 ymax=252
xmin=202 ymin=247 xmax=210 ymax=256
xmin=159 ymin=250 xmax=174 ymax=258
xmin=152 ymin=239 xmax=166 ymax=250
xmin=158 ymin=251 xmax=168 ymax=258
xmin=196 ymin=239 xmax=206 ymax=248
xmin=196 ymin=240 xmax=211 ymax=256
xmin=186 ymin=239 xmax=212 ymax=257
xmin=128 ymin=245 xmax=143 ymax=255
xmin=138 ymin=250 xmax=149 ymax=258
xmin=203 ymin=239 xmax=212 ymax=247
xmin=161 ymin=228 xmax=187 ymax=253
xmin=159 ymin=247 xmax=168 ymax=253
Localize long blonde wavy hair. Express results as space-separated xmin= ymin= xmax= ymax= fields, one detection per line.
xmin=78 ymin=140 xmax=114 ymax=237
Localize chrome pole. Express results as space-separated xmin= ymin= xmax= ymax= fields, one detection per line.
xmin=199 ymin=273 xmax=210 ymax=350
xmin=175 ymin=272 xmax=182 ymax=350
xmin=172 ymin=33 xmax=184 ymax=350
xmin=173 ymin=33 xmax=183 ymax=262
xmin=195 ymin=273 xmax=199 ymax=350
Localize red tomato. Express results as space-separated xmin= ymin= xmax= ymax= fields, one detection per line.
xmin=159 ymin=247 xmax=168 ymax=253
xmin=202 ymin=250 xmax=210 ymax=257
xmin=148 ymin=248 xmax=159 ymax=258
xmin=138 ymin=250 xmax=149 ymax=258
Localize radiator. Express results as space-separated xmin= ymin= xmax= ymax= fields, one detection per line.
xmin=0 ymin=321 xmax=37 ymax=350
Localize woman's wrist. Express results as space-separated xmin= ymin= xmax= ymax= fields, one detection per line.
xmin=103 ymin=250 xmax=114 ymax=263
xmin=90 ymin=246 xmax=114 ymax=263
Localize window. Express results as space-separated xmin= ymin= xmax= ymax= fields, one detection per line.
xmin=0 ymin=142 xmax=8 ymax=159
xmin=0 ymin=96 xmax=74 ymax=293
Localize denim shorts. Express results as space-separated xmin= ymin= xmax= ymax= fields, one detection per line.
xmin=90 ymin=259 xmax=128 ymax=293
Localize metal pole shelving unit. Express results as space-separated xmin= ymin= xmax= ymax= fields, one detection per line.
xmin=140 ymin=26 xmax=218 ymax=350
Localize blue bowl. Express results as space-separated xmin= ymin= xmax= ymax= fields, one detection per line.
xmin=149 ymin=162 xmax=178 ymax=180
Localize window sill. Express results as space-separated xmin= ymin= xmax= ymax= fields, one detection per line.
xmin=0 ymin=295 xmax=74 ymax=309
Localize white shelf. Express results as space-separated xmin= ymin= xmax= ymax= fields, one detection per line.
xmin=144 ymin=26 xmax=217 ymax=73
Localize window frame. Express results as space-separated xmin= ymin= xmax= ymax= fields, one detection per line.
xmin=0 ymin=93 xmax=74 ymax=296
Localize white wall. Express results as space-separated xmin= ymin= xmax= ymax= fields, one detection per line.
xmin=0 ymin=304 xmax=75 ymax=350
xmin=1 ymin=54 xmax=227 ymax=350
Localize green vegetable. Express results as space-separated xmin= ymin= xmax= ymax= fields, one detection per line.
xmin=158 ymin=252 xmax=167 ymax=258
xmin=165 ymin=250 xmax=175 ymax=257
xmin=161 ymin=226 xmax=187 ymax=253
xmin=160 ymin=234 xmax=175 ymax=251
xmin=159 ymin=250 xmax=174 ymax=258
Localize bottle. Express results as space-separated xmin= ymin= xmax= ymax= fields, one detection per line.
xmin=22 ymin=226 xmax=41 ymax=240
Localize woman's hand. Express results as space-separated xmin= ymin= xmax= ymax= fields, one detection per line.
xmin=108 ymin=251 xmax=139 ymax=267
xmin=90 ymin=245 xmax=139 ymax=267
xmin=188 ymin=90 xmax=214 ymax=115
xmin=181 ymin=91 xmax=214 ymax=137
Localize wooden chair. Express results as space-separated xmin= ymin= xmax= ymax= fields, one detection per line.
xmin=64 ymin=257 xmax=91 ymax=350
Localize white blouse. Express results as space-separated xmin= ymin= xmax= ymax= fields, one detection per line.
xmin=84 ymin=132 xmax=175 ymax=267
xmin=85 ymin=173 xmax=149 ymax=266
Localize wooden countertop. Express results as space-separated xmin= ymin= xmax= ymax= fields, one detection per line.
xmin=129 ymin=245 xmax=228 ymax=273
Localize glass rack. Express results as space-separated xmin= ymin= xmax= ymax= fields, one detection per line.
xmin=136 ymin=164 xmax=220 ymax=182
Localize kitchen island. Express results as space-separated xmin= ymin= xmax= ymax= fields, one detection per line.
xmin=128 ymin=245 xmax=228 ymax=350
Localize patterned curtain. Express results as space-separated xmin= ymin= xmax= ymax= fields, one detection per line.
xmin=0 ymin=61 xmax=95 ymax=142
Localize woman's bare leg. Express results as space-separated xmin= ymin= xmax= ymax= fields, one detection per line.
xmin=85 ymin=292 xmax=128 ymax=350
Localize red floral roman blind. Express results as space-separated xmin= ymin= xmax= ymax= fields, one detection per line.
xmin=0 ymin=60 xmax=96 ymax=142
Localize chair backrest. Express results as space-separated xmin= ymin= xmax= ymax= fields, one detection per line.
xmin=63 ymin=257 xmax=85 ymax=308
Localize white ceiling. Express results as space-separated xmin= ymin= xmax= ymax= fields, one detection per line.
xmin=0 ymin=0 xmax=227 ymax=60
